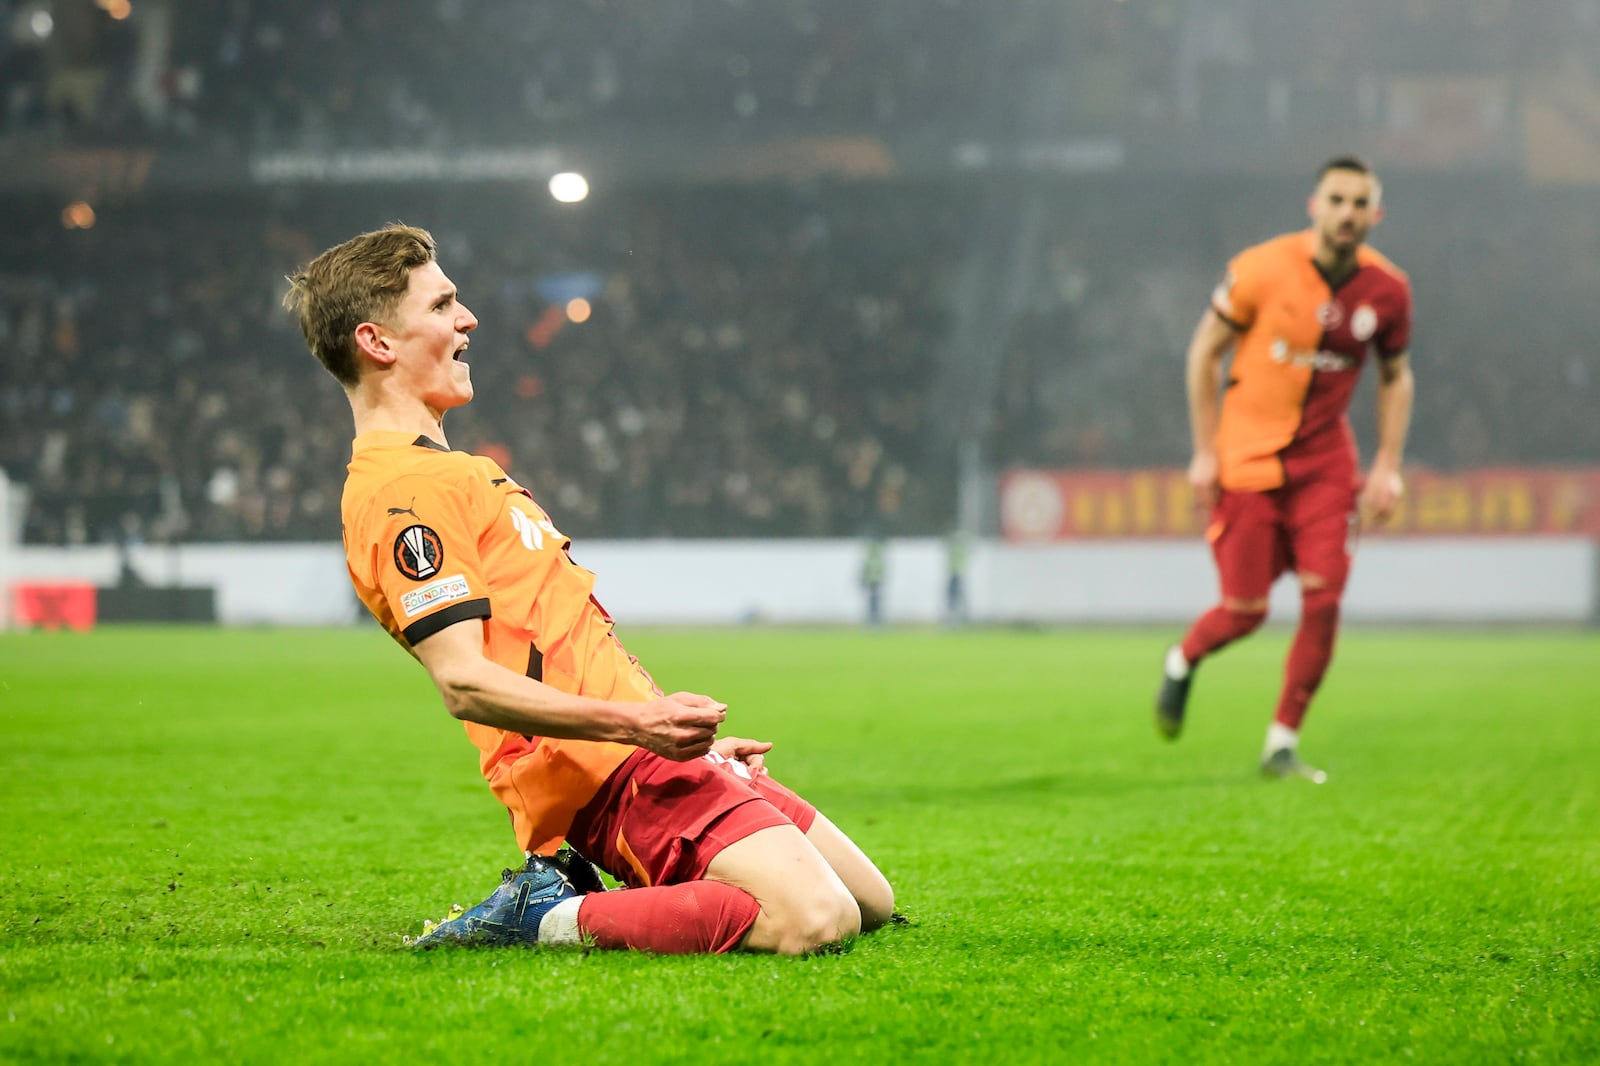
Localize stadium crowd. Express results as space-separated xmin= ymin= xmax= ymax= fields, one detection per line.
xmin=5 ymin=2 xmax=1598 ymax=547
xmin=2 ymin=182 xmax=964 ymax=544
xmin=5 ymin=171 xmax=1596 ymax=547
xmin=990 ymin=176 xmax=1600 ymax=476
xmin=4 ymin=0 xmax=1596 ymax=146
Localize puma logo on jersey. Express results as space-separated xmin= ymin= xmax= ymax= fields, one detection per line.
xmin=387 ymin=497 xmax=419 ymax=517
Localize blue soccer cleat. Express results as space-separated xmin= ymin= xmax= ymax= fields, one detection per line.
xmin=408 ymin=856 xmax=579 ymax=949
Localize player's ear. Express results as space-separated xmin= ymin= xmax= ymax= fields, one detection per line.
xmin=354 ymin=321 xmax=397 ymax=366
xmin=1371 ymin=203 xmax=1386 ymax=228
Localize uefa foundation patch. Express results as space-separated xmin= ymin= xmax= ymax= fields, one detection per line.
xmin=394 ymin=524 xmax=444 ymax=580
xmin=400 ymin=574 xmax=471 ymax=617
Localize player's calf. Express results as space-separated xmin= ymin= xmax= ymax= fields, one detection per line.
xmin=1159 ymin=602 xmax=1268 ymax=739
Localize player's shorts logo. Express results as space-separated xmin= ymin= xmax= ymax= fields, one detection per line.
xmin=393 ymin=524 xmax=444 ymax=581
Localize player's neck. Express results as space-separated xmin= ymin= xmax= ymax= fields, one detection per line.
xmin=1312 ymin=242 xmax=1360 ymax=288
xmin=347 ymin=389 xmax=450 ymax=447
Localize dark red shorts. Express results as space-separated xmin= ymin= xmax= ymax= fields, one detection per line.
xmin=1209 ymin=475 xmax=1356 ymax=601
xmin=565 ymin=749 xmax=817 ymax=889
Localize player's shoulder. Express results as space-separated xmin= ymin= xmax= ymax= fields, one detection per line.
xmin=1356 ymin=244 xmax=1410 ymax=288
xmin=342 ymin=438 xmax=484 ymax=532
xmin=1245 ymin=230 xmax=1311 ymax=261
xmin=1230 ymin=231 xmax=1311 ymax=275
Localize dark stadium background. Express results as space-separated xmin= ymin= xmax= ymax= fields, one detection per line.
xmin=1 ymin=0 xmax=1595 ymax=618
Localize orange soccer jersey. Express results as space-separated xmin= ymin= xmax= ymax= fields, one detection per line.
xmin=341 ymin=431 xmax=657 ymax=855
xmin=1210 ymin=231 xmax=1412 ymax=491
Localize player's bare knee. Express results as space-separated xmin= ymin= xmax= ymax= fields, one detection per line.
xmin=1301 ymin=585 xmax=1341 ymax=622
xmin=855 ymin=874 xmax=895 ymax=933
xmin=770 ymin=894 xmax=861 ymax=955
xmin=1221 ymin=597 xmax=1269 ymax=631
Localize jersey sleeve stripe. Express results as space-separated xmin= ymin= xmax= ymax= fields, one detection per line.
xmin=402 ymin=597 xmax=492 ymax=646
xmin=1212 ymin=304 xmax=1246 ymax=331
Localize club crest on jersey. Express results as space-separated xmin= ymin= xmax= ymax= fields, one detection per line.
xmin=1316 ymin=300 xmax=1344 ymax=329
xmin=1350 ymin=305 xmax=1378 ymax=342
xmin=393 ymin=524 xmax=444 ymax=581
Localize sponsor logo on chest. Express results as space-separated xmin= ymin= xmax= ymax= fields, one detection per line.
xmin=1270 ymin=338 xmax=1357 ymax=372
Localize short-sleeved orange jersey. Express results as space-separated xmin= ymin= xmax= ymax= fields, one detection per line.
xmin=1210 ymin=230 xmax=1412 ymax=491
xmin=341 ymin=431 xmax=656 ymax=855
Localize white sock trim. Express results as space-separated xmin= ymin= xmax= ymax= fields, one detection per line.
xmin=1265 ymin=722 xmax=1299 ymax=754
xmin=1164 ymin=645 xmax=1191 ymax=680
xmin=537 ymin=896 xmax=585 ymax=946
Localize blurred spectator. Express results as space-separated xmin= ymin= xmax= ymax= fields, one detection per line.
xmin=3 ymin=3 xmax=1597 ymax=546
xmin=4 ymin=173 xmax=1595 ymax=548
xmin=2 ymin=181 xmax=962 ymax=543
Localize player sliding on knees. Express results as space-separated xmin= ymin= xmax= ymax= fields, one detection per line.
xmin=285 ymin=225 xmax=893 ymax=953
xmin=1156 ymin=156 xmax=1416 ymax=782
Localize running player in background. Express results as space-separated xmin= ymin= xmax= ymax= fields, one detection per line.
xmin=285 ymin=224 xmax=893 ymax=953
xmin=1157 ymin=156 xmax=1415 ymax=782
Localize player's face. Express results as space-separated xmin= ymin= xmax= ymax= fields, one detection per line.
xmin=386 ymin=260 xmax=478 ymax=411
xmin=1307 ymin=169 xmax=1382 ymax=257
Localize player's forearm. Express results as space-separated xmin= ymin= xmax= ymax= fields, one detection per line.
xmin=430 ymin=656 xmax=637 ymax=744
xmin=1371 ymin=364 xmax=1415 ymax=471
xmin=1185 ymin=334 xmax=1224 ymax=454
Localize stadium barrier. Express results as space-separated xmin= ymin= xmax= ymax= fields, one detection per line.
xmin=6 ymin=538 xmax=1596 ymax=627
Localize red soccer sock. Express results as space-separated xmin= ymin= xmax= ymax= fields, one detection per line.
xmin=576 ymin=880 xmax=761 ymax=955
xmin=1179 ymin=604 xmax=1267 ymax=665
xmin=1274 ymin=587 xmax=1342 ymax=730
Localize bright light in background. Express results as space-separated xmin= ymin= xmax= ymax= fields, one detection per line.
xmin=548 ymin=172 xmax=589 ymax=203
xmin=565 ymin=298 xmax=592 ymax=323
xmin=105 ymin=0 xmax=134 ymax=21
xmin=28 ymin=8 xmax=53 ymax=39
xmin=61 ymin=202 xmax=96 ymax=229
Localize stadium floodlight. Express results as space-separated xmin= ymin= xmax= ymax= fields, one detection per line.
xmin=548 ymin=172 xmax=589 ymax=204
xmin=61 ymin=201 xmax=96 ymax=229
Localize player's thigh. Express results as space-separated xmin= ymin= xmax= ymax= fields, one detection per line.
xmin=703 ymin=823 xmax=860 ymax=953
xmin=1210 ymin=489 xmax=1286 ymax=600
xmin=743 ymin=766 xmax=891 ymax=930
xmin=804 ymin=812 xmax=894 ymax=931
xmin=1286 ymin=479 xmax=1356 ymax=590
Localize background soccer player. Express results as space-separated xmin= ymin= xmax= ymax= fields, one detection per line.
xmin=1156 ymin=156 xmax=1415 ymax=781
xmin=285 ymin=224 xmax=893 ymax=953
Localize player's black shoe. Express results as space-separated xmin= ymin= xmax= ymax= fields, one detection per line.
xmin=1155 ymin=645 xmax=1194 ymax=740
xmin=546 ymin=845 xmax=609 ymax=895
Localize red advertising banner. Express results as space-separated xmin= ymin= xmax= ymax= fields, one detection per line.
xmin=1000 ymin=468 xmax=1600 ymax=541
xmin=12 ymin=581 xmax=97 ymax=631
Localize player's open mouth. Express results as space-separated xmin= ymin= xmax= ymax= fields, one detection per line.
xmin=453 ymin=344 xmax=469 ymax=362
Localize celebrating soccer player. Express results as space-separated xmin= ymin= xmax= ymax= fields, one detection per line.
xmin=285 ymin=225 xmax=893 ymax=953
xmin=1156 ymin=156 xmax=1415 ymax=782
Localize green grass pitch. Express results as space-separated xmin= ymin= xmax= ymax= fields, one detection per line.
xmin=2 ymin=624 xmax=1597 ymax=1063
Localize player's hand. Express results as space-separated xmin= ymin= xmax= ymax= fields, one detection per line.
xmin=1360 ymin=466 xmax=1404 ymax=527
xmin=1187 ymin=450 xmax=1220 ymax=511
xmin=634 ymin=692 xmax=726 ymax=761
xmin=711 ymin=736 xmax=773 ymax=777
